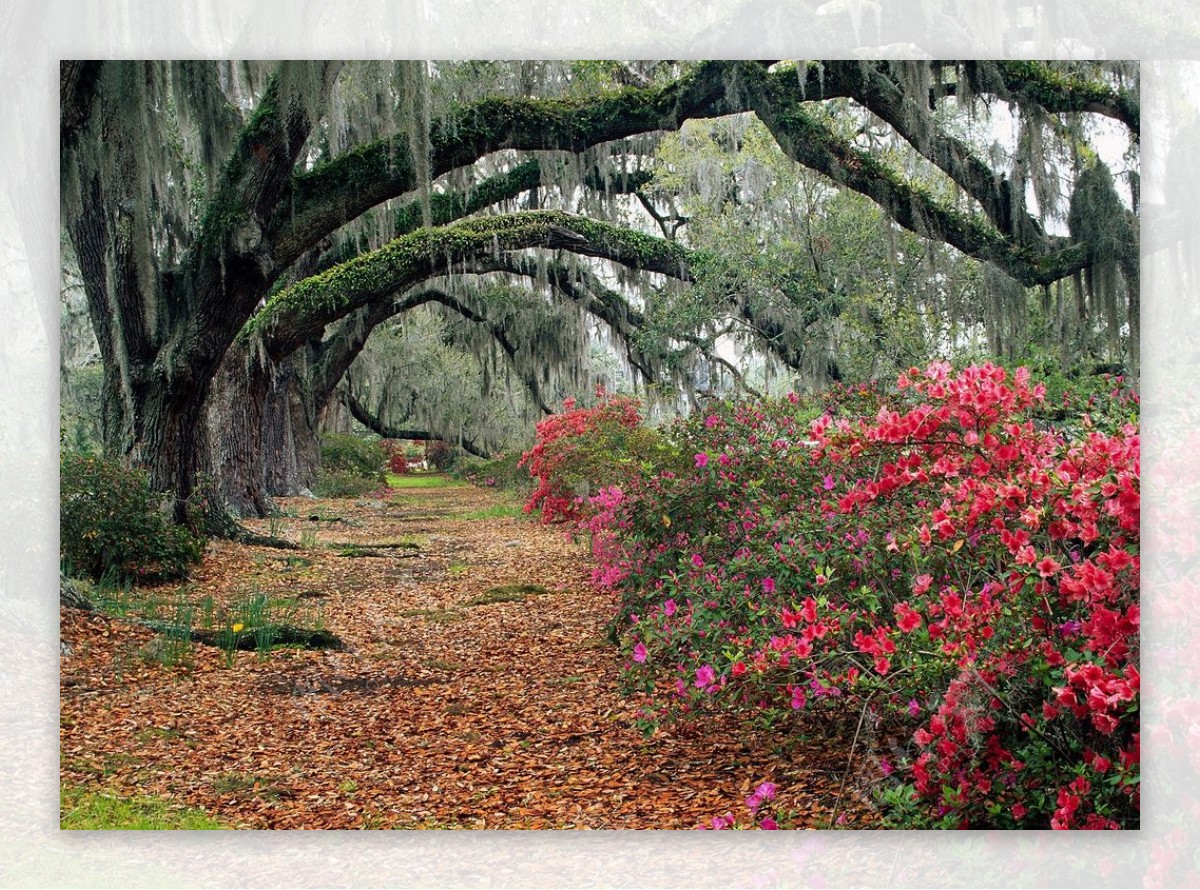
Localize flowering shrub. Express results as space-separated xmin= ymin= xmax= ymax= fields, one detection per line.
xmin=426 ymin=440 xmax=456 ymax=471
xmin=698 ymin=781 xmax=783 ymax=830
xmin=388 ymin=451 xmax=409 ymax=475
xmin=593 ymin=363 xmax=1138 ymax=829
xmin=519 ymin=389 xmax=683 ymax=524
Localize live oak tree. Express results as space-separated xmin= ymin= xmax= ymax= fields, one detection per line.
xmin=60 ymin=59 xmax=1138 ymax=526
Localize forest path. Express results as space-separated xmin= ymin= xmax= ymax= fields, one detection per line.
xmin=61 ymin=478 xmax=878 ymax=829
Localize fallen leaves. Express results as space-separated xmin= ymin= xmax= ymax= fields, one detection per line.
xmin=60 ymin=481 xmax=881 ymax=829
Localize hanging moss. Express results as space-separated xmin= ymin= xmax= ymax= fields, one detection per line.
xmin=1068 ymin=160 xmax=1135 ymax=355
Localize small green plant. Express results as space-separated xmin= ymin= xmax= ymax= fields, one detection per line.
xmin=242 ymin=591 xmax=275 ymax=655
xmin=87 ymin=572 xmax=137 ymax=616
xmin=447 ymin=559 xmax=469 ymax=576
xmin=213 ymin=590 xmax=268 ymax=662
xmin=212 ymin=772 xmax=259 ymax=795
xmin=157 ymin=601 xmax=195 ymax=668
xmin=398 ymin=608 xmax=463 ymax=624
xmin=60 ymin=452 xmax=205 ymax=583
xmin=299 ymin=527 xmax=320 ymax=549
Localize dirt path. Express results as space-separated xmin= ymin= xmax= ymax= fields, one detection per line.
xmin=61 ymin=479 xmax=879 ymax=829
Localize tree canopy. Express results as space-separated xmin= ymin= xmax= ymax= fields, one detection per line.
xmin=59 ymin=59 xmax=1139 ymax=522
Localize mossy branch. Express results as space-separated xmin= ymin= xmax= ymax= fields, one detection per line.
xmin=749 ymin=82 xmax=1087 ymax=287
xmin=269 ymin=61 xmax=740 ymax=267
xmin=242 ymin=210 xmax=698 ymax=360
xmin=992 ymin=61 xmax=1139 ymax=138
xmin=304 ymin=159 xmax=655 ymax=280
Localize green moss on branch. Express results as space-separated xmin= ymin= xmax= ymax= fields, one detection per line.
xmin=241 ymin=210 xmax=699 ymax=359
xmin=993 ymin=61 xmax=1139 ymax=137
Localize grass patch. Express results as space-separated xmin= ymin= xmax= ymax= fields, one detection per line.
xmin=60 ymin=784 xmax=227 ymax=830
xmin=331 ymin=540 xmax=422 ymax=558
xmin=456 ymin=503 xmax=524 ymax=521
xmin=397 ymin=608 xmax=463 ymax=624
xmin=387 ymin=473 xmax=460 ymax=489
xmin=447 ymin=559 xmax=469 ymax=576
xmin=421 ymin=657 xmax=464 ymax=672
xmin=464 ymin=583 xmax=550 ymax=606
xmin=334 ymin=545 xmax=385 ymax=558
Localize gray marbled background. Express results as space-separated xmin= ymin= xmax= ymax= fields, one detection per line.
xmin=2 ymin=2 xmax=1195 ymax=886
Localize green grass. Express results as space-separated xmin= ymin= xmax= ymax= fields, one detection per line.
xmin=60 ymin=784 xmax=227 ymax=830
xmin=386 ymin=473 xmax=460 ymax=489
xmin=397 ymin=608 xmax=464 ymax=624
xmin=421 ymin=657 xmax=464 ymax=672
xmin=464 ymin=583 xmax=550 ymax=606
xmin=457 ymin=503 xmax=524 ymax=520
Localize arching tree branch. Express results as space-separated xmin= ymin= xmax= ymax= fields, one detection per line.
xmin=747 ymin=85 xmax=1089 ymax=287
xmin=341 ymin=388 xmax=490 ymax=458
xmin=244 ymin=210 xmax=696 ymax=360
xmin=989 ymin=61 xmax=1139 ymax=137
xmin=270 ymin=60 xmax=742 ymax=268
xmin=306 ymin=158 xmax=655 ymax=279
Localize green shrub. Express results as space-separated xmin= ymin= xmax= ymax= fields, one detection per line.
xmin=312 ymin=468 xmax=379 ymax=498
xmin=319 ymin=433 xmax=385 ymax=478
xmin=60 ymin=453 xmax=205 ymax=583
xmin=453 ymin=451 xmax=532 ymax=493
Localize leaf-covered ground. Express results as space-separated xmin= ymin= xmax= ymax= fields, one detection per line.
xmin=61 ymin=479 xmax=880 ymax=829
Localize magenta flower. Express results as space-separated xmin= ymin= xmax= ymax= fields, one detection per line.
xmin=663 ymin=598 xmax=677 ymax=617
xmin=759 ymin=816 xmax=779 ymax=830
xmin=632 ymin=642 xmax=648 ymax=663
xmin=694 ymin=452 xmax=709 ymax=468
xmin=695 ymin=664 xmax=717 ymax=690
xmin=704 ymin=812 xmax=734 ymax=830
xmin=823 ymin=475 xmax=835 ymax=491
xmin=762 ymin=577 xmax=776 ymax=594
xmin=691 ymin=553 xmax=704 ymax=569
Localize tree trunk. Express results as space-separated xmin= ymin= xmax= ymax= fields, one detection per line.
xmin=207 ymin=343 xmax=272 ymax=518
xmin=209 ymin=346 xmax=334 ymax=515
xmin=262 ymin=352 xmax=323 ymax=499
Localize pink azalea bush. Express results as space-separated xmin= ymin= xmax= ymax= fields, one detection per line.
xmin=519 ymin=388 xmax=683 ymax=525
xmin=527 ymin=363 xmax=1139 ymax=830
